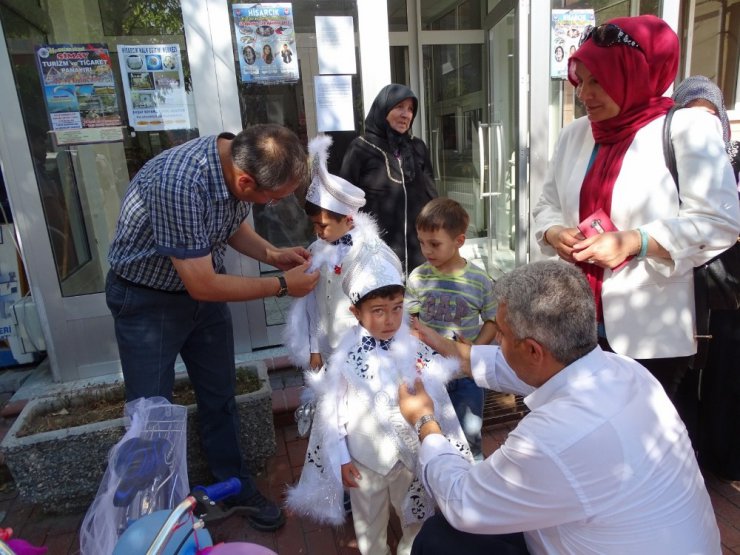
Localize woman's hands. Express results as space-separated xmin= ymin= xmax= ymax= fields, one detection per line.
xmin=571 ymin=230 xmax=640 ymax=269
xmin=544 ymin=226 xmax=585 ymax=263
xmin=546 ymin=226 xmax=641 ymax=269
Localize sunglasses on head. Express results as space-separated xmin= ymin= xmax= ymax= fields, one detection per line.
xmin=578 ymin=23 xmax=641 ymax=51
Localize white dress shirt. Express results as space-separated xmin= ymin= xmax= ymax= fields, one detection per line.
xmin=418 ymin=345 xmax=721 ymax=555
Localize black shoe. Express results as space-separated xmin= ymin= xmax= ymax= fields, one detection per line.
xmin=226 ymin=491 xmax=286 ymax=531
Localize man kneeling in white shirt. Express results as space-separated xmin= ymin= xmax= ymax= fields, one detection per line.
xmin=399 ymin=260 xmax=721 ymax=555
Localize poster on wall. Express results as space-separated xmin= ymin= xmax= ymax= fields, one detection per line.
xmin=550 ymin=9 xmax=595 ymax=79
xmin=117 ymin=44 xmax=191 ymax=132
xmin=232 ymin=3 xmax=299 ymax=84
xmin=34 ymin=43 xmax=124 ymax=145
xmin=315 ymin=16 xmax=356 ymax=75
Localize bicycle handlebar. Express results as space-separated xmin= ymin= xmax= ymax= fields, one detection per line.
xmin=192 ymin=477 xmax=241 ymax=503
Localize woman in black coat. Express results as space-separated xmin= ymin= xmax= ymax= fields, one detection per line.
xmin=340 ymin=84 xmax=438 ymax=274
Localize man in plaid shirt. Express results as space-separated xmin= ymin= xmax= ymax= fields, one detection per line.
xmin=107 ymin=124 xmax=318 ymax=531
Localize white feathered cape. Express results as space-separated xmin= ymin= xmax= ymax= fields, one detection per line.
xmin=284 ymin=321 xmax=473 ymax=526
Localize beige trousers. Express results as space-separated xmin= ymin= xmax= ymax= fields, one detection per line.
xmin=348 ymin=459 xmax=422 ymax=555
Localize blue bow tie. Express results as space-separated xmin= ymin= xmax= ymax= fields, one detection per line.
xmin=361 ymin=336 xmax=393 ymax=352
xmin=331 ymin=234 xmax=353 ymax=247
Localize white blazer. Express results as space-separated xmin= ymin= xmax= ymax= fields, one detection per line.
xmin=533 ymin=109 xmax=740 ymax=359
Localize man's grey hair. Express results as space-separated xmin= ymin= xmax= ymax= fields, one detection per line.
xmin=231 ymin=123 xmax=309 ymax=191
xmin=494 ymin=260 xmax=597 ymax=366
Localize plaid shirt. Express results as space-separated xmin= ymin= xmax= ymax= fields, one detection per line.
xmin=108 ymin=135 xmax=250 ymax=291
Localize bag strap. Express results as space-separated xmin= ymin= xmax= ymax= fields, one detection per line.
xmin=663 ymin=106 xmax=712 ymax=367
xmin=662 ymin=106 xmax=680 ymax=196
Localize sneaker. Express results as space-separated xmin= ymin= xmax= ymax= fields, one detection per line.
xmin=226 ymin=491 xmax=286 ymax=531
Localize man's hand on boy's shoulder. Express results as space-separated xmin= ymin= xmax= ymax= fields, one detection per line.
xmin=411 ymin=318 xmax=450 ymax=354
xmin=267 ymin=245 xmax=311 ymax=270
xmin=283 ymin=263 xmax=320 ymax=297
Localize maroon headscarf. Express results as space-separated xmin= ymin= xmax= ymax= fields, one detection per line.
xmin=568 ymin=15 xmax=678 ymax=320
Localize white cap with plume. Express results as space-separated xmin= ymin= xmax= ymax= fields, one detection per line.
xmin=341 ymin=238 xmax=403 ymax=304
xmin=306 ymin=135 xmax=366 ymax=216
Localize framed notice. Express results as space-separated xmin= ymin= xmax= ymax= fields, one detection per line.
xmin=35 ymin=43 xmax=123 ymax=145
xmin=117 ymin=44 xmax=191 ymax=132
xmin=314 ymin=75 xmax=354 ymax=132
xmin=315 ymin=16 xmax=356 ymax=75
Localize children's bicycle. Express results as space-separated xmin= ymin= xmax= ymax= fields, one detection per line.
xmin=0 ymin=478 xmax=278 ymax=555
xmin=112 ymin=477 xmax=278 ymax=555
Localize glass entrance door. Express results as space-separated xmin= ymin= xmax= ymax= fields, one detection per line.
xmin=485 ymin=3 xmax=518 ymax=279
xmin=219 ymin=1 xmax=363 ymax=350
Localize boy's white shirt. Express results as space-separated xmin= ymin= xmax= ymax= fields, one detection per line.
xmin=285 ymin=319 xmax=473 ymax=527
xmin=284 ymin=212 xmax=382 ymax=369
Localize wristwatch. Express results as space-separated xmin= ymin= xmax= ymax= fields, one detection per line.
xmin=414 ymin=413 xmax=438 ymax=437
xmin=275 ymin=275 xmax=288 ymax=298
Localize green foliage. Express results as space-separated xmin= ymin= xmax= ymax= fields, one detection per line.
xmin=123 ymin=0 xmax=184 ymax=35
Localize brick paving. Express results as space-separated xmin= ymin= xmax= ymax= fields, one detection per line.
xmin=0 ymin=372 xmax=738 ymax=554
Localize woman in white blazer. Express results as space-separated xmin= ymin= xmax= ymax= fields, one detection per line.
xmin=533 ymin=16 xmax=740 ymax=398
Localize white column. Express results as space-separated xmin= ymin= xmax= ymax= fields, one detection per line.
xmin=181 ymin=0 xmax=241 ymax=134
xmin=357 ymin=0 xmax=391 ymax=117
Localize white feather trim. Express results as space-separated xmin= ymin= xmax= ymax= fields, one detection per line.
xmin=283 ymin=295 xmax=311 ymax=369
xmin=308 ymin=134 xmax=333 ymax=172
xmin=282 ymin=212 xmax=383 ymax=370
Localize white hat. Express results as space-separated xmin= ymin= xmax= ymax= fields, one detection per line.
xmin=306 ymin=135 xmax=366 ymax=216
xmin=341 ymin=237 xmax=404 ymax=304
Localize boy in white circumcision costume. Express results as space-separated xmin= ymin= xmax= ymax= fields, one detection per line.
xmin=285 ymin=134 xmax=381 ymax=371
xmin=285 ymin=238 xmax=472 ymax=555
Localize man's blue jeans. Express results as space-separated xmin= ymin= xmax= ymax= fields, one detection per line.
xmin=105 ymin=271 xmax=258 ymax=499
xmin=447 ymin=377 xmax=484 ymax=461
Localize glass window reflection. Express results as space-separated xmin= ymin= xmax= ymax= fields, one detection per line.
xmin=0 ymin=1 xmax=199 ymax=296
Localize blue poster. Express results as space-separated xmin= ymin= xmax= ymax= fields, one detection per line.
xmin=233 ymin=3 xmax=299 ymax=84
xmin=550 ymin=9 xmax=595 ymax=80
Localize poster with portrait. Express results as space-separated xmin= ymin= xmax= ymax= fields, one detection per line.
xmin=550 ymin=9 xmax=595 ymax=79
xmin=35 ymin=43 xmax=123 ymax=145
xmin=117 ymin=44 xmax=190 ymax=131
xmin=232 ymin=3 xmax=299 ymax=84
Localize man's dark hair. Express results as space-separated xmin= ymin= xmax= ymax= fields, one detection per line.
xmin=416 ymin=197 xmax=469 ymax=237
xmin=231 ymin=124 xmax=309 ymax=191
xmin=304 ymin=200 xmax=346 ymax=221
xmin=354 ymin=284 xmax=405 ymax=308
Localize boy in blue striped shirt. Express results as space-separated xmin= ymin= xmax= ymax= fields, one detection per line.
xmin=406 ymin=198 xmax=498 ymax=460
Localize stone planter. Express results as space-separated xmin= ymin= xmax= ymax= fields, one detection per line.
xmin=0 ymin=363 xmax=275 ymax=513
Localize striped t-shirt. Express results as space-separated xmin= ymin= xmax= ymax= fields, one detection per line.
xmin=405 ymin=261 xmax=497 ymax=341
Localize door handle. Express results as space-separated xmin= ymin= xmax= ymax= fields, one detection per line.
xmin=479 ymin=122 xmax=503 ymax=199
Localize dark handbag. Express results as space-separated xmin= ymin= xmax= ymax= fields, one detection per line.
xmin=663 ymin=106 xmax=740 ymax=366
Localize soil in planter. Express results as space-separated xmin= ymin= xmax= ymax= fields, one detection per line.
xmin=15 ymin=368 xmax=261 ymax=437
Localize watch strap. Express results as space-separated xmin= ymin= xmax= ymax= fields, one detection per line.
xmin=276 ymin=275 xmax=288 ymax=297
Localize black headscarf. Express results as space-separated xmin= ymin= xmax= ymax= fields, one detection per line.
xmin=364 ymin=84 xmax=419 ymax=181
